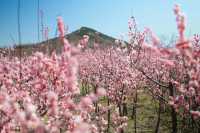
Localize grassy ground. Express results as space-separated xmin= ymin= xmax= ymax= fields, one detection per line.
xmin=125 ymin=89 xmax=171 ymax=133
xmin=80 ymin=84 xmax=174 ymax=132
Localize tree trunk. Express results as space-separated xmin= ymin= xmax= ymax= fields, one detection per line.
xmin=169 ymin=82 xmax=177 ymax=133
xmin=131 ymin=101 xmax=135 ymax=119
xmin=133 ymin=90 xmax=137 ymax=133
xmin=155 ymin=100 xmax=161 ymax=133
xmin=122 ymin=103 xmax=128 ymax=116
xmin=94 ymin=84 xmax=99 ymax=113
xmin=118 ymin=104 xmax=122 ymax=116
xmin=107 ymin=98 xmax=111 ymax=133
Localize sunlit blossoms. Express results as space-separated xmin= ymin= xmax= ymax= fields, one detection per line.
xmin=1 ymin=3 xmax=200 ymax=133
xmin=0 ymin=17 xmax=106 ymax=133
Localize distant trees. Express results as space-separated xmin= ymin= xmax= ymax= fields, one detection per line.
xmin=1 ymin=3 xmax=200 ymax=133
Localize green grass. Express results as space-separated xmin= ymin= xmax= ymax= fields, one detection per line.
xmin=125 ymin=89 xmax=172 ymax=133
xmin=79 ymin=84 xmax=177 ymax=133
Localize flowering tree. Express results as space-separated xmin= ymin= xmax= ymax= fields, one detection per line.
xmin=1 ymin=2 xmax=200 ymax=133
xmin=123 ymin=4 xmax=200 ymax=133
xmin=0 ymin=17 xmax=107 ymax=133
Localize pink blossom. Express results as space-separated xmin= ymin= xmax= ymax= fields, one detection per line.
xmin=191 ymin=111 xmax=200 ymax=119
xmin=79 ymin=35 xmax=89 ymax=48
xmin=57 ymin=16 xmax=65 ymax=38
xmin=97 ymin=87 xmax=106 ymax=97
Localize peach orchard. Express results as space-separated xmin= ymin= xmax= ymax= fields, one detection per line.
xmin=1 ymin=4 xmax=200 ymax=133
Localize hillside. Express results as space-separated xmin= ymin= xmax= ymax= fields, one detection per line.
xmin=0 ymin=27 xmax=117 ymax=57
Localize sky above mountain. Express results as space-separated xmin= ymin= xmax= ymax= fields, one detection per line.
xmin=0 ymin=0 xmax=200 ymax=47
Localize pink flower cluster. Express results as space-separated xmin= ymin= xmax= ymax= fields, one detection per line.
xmin=0 ymin=17 xmax=106 ymax=133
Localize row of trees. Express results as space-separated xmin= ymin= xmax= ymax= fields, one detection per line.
xmin=0 ymin=4 xmax=200 ymax=133
xmin=78 ymin=4 xmax=200 ymax=133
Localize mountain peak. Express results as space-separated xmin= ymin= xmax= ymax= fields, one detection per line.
xmin=71 ymin=26 xmax=99 ymax=37
xmin=67 ymin=26 xmax=116 ymax=47
xmin=2 ymin=27 xmax=117 ymax=56
xmin=79 ymin=26 xmax=97 ymax=32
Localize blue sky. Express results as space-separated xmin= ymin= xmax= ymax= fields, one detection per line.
xmin=0 ymin=0 xmax=199 ymax=47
